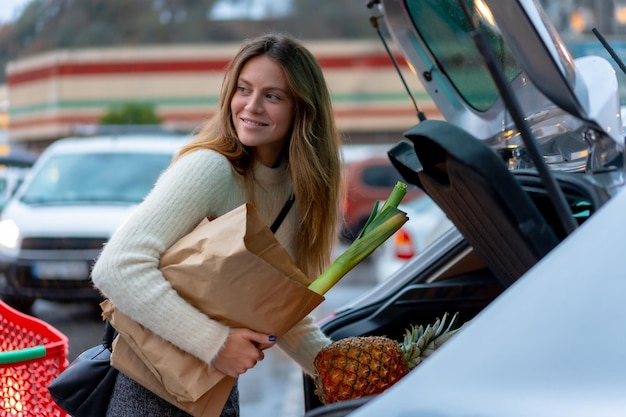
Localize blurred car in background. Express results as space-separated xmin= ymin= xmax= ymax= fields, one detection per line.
xmin=373 ymin=194 xmax=453 ymax=282
xmin=0 ymin=133 xmax=189 ymax=312
xmin=341 ymin=154 xmax=422 ymax=242
xmin=0 ymin=146 xmax=38 ymax=212
xmin=0 ymin=166 xmax=32 ymax=212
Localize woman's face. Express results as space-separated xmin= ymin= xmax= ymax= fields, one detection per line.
xmin=231 ymin=55 xmax=295 ymax=167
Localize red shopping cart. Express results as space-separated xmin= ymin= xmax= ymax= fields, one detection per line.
xmin=0 ymin=300 xmax=69 ymax=417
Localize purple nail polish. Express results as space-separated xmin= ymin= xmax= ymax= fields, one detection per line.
xmin=268 ymin=335 xmax=276 ymax=342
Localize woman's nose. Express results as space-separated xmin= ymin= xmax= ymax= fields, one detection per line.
xmin=245 ymin=94 xmax=263 ymax=113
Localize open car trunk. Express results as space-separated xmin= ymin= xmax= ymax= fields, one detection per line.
xmin=303 ymin=0 xmax=626 ymax=415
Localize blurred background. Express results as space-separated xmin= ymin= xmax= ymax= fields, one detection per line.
xmin=1 ymin=0 xmax=626 ymax=153
xmin=0 ymin=0 xmax=426 ymax=154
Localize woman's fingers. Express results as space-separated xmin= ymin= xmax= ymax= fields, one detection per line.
xmin=212 ymin=328 xmax=277 ymax=376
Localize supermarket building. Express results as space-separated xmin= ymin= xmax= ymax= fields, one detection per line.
xmin=5 ymin=40 xmax=439 ymax=151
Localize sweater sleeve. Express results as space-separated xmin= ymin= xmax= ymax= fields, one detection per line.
xmin=276 ymin=314 xmax=332 ymax=376
xmin=91 ymin=150 xmax=243 ymax=366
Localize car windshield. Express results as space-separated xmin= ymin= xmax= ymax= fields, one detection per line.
xmin=20 ymin=152 xmax=172 ymax=204
xmin=405 ymin=0 xmax=522 ymax=111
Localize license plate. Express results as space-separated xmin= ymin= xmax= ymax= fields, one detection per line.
xmin=32 ymin=261 xmax=89 ymax=280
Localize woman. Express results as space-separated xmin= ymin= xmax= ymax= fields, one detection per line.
xmin=91 ymin=33 xmax=343 ymax=416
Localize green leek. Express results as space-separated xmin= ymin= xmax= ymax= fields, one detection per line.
xmin=308 ymin=181 xmax=409 ymax=295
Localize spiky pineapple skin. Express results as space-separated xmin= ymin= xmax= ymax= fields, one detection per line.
xmin=313 ymin=335 xmax=409 ymax=404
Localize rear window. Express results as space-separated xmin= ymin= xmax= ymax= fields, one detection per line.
xmin=21 ymin=152 xmax=172 ymax=204
xmin=362 ymin=165 xmax=404 ymax=188
xmin=406 ymin=0 xmax=521 ymax=111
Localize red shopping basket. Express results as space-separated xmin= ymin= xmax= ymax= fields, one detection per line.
xmin=0 ymin=301 xmax=69 ymax=417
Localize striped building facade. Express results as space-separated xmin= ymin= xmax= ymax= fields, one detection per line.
xmin=6 ymin=40 xmax=440 ymax=148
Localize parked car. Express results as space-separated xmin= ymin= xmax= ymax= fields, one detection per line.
xmin=0 ymin=166 xmax=32 ymax=212
xmin=0 ymin=133 xmax=189 ymax=312
xmin=373 ymin=194 xmax=453 ymax=282
xmin=341 ymin=155 xmax=422 ymax=242
xmin=307 ymin=191 xmax=626 ymax=417
xmin=303 ymin=0 xmax=626 ymax=416
xmin=0 ymin=146 xmax=38 ymax=212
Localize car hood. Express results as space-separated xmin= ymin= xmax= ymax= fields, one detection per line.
xmin=2 ymin=201 xmax=137 ymax=238
xmin=348 ymin=185 xmax=626 ymax=416
xmin=376 ymin=0 xmax=624 ymax=177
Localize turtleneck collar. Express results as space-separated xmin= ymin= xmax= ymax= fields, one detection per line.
xmin=253 ymin=158 xmax=290 ymax=186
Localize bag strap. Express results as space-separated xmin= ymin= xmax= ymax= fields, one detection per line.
xmin=270 ymin=193 xmax=295 ymax=234
xmin=102 ymin=319 xmax=117 ymax=351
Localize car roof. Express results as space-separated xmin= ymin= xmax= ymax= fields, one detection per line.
xmin=349 ymin=186 xmax=626 ymax=417
xmin=44 ymin=133 xmax=191 ymax=155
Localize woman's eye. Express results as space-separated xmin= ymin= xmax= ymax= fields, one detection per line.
xmin=266 ymin=93 xmax=280 ymax=100
xmin=237 ymin=86 xmax=248 ymax=93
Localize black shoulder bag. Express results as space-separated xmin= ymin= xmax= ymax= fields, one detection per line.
xmin=48 ymin=319 xmax=118 ymax=417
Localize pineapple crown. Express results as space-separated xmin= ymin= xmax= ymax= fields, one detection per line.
xmin=399 ymin=312 xmax=460 ymax=370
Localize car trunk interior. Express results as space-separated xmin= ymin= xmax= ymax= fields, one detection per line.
xmin=303 ymin=231 xmax=503 ymax=412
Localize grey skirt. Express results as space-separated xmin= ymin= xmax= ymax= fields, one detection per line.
xmin=105 ymin=372 xmax=239 ymax=417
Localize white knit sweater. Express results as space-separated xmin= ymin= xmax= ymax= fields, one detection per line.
xmin=91 ymin=149 xmax=331 ymax=376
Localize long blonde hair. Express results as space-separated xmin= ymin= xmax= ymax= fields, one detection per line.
xmin=175 ymin=33 xmax=343 ymax=278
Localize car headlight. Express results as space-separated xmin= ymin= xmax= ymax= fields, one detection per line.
xmin=0 ymin=219 xmax=20 ymax=249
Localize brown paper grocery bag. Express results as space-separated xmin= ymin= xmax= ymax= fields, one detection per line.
xmin=111 ymin=334 xmax=236 ymax=417
xmin=102 ymin=203 xmax=325 ymax=417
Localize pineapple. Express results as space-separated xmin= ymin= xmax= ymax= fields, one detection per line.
xmin=312 ymin=312 xmax=460 ymax=404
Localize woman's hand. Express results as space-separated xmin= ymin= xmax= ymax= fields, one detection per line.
xmin=212 ymin=328 xmax=277 ymax=377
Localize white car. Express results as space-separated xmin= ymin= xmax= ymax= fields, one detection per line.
xmin=0 ymin=133 xmax=189 ymax=312
xmin=373 ymin=194 xmax=452 ymax=282
xmin=309 ymin=188 xmax=626 ymax=417
xmin=302 ymin=0 xmax=626 ymax=416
